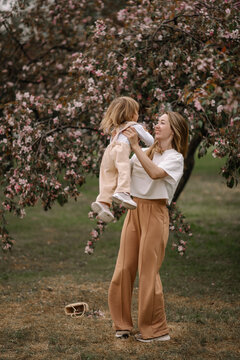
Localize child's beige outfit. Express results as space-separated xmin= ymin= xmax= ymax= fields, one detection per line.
xmin=96 ymin=122 xmax=154 ymax=205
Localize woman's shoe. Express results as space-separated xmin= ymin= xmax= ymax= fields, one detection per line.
xmin=91 ymin=201 xmax=114 ymax=223
xmin=135 ymin=333 xmax=170 ymax=343
xmin=115 ymin=330 xmax=131 ymax=339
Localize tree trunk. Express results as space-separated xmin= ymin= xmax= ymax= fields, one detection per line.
xmin=173 ymin=133 xmax=203 ymax=202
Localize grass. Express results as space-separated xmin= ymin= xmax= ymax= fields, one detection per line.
xmin=0 ymin=150 xmax=240 ymax=360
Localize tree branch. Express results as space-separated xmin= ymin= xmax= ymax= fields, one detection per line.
xmin=173 ymin=133 xmax=203 ymax=202
xmin=3 ymin=20 xmax=32 ymax=61
xmin=31 ymin=124 xmax=99 ymax=149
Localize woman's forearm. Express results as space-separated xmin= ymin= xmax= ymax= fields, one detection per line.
xmin=132 ymin=143 xmax=167 ymax=180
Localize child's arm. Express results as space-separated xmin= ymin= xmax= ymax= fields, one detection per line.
xmin=132 ymin=124 xmax=154 ymax=146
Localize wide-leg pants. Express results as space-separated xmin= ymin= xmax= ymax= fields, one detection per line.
xmin=108 ymin=197 xmax=169 ymax=339
xmin=96 ymin=141 xmax=131 ymax=205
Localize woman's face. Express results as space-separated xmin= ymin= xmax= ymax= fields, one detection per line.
xmin=154 ymin=114 xmax=173 ymax=142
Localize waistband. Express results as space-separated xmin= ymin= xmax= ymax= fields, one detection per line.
xmin=132 ymin=197 xmax=167 ymax=205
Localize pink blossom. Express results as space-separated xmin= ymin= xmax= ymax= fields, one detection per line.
xmin=178 ymin=245 xmax=184 ymax=252
xmin=85 ymin=64 xmax=94 ymax=72
xmin=88 ymin=211 xmax=94 ymax=219
xmin=85 ymin=245 xmax=94 ymax=254
xmin=3 ymin=203 xmax=11 ymax=211
xmin=14 ymin=184 xmax=21 ymax=193
xmin=164 ymin=60 xmax=173 ymax=67
xmin=194 ymin=100 xmax=203 ymax=111
xmin=56 ymin=63 xmax=64 ymax=70
xmin=217 ymin=105 xmax=223 ymax=113
xmin=20 ymin=209 xmax=26 ymax=218
xmin=3 ymin=243 xmax=12 ymax=250
xmin=95 ymin=70 xmax=104 ymax=77
xmin=90 ymin=230 xmax=98 ymax=238
xmin=71 ymin=154 xmax=77 ymax=162
xmin=212 ymin=149 xmax=219 ymax=158
xmin=117 ymin=9 xmax=128 ymax=21
xmin=46 ymin=136 xmax=54 ymax=143
xmin=94 ymin=20 xmax=106 ymax=38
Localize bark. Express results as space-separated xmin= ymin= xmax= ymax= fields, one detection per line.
xmin=173 ymin=133 xmax=203 ymax=202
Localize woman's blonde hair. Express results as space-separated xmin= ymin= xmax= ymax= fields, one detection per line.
xmin=146 ymin=111 xmax=189 ymax=159
xmin=100 ymin=96 xmax=139 ymax=134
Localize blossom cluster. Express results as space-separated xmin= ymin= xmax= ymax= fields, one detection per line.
xmin=85 ymin=204 xmax=126 ymax=255
xmin=168 ymin=202 xmax=193 ymax=256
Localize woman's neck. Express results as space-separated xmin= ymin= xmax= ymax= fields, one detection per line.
xmin=157 ymin=140 xmax=173 ymax=152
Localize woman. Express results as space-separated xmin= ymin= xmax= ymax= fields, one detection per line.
xmin=108 ymin=111 xmax=189 ymax=342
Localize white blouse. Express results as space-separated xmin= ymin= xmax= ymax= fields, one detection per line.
xmin=130 ymin=148 xmax=184 ymax=205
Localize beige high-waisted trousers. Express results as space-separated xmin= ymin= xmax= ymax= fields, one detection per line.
xmin=96 ymin=141 xmax=131 ymax=205
xmin=108 ymin=197 xmax=169 ymax=339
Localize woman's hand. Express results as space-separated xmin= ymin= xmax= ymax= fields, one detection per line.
xmin=122 ymin=127 xmax=139 ymax=150
xmin=124 ymin=127 xmax=168 ymax=180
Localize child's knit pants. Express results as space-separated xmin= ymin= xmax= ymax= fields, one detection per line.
xmin=108 ymin=197 xmax=169 ymax=339
xmin=96 ymin=141 xmax=131 ymax=205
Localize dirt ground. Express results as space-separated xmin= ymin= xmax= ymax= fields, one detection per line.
xmin=1 ymin=275 xmax=239 ymax=360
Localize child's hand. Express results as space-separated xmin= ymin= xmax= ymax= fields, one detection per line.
xmin=122 ymin=127 xmax=139 ymax=149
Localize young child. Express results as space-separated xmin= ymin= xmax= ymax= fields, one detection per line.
xmin=91 ymin=96 xmax=154 ymax=223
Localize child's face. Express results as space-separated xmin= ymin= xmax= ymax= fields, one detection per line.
xmin=133 ymin=111 xmax=139 ymax=122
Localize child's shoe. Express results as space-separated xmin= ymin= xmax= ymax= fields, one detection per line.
xmin=112 ymin=192 xmax=137 ymax=210
xmin=91 ymin=201 xmax=114 ymax=223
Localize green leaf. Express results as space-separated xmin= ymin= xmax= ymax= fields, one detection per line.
xmin=57 ymin=194 xmax=68 ymax=207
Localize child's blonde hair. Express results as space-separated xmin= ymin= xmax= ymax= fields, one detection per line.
xmin=100 ymin=96 xmax=139 ymax=134
xmin=146 ymin=111 xmax=189 ymax=159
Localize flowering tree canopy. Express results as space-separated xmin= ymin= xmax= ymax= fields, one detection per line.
xmin=0 ymin=0 xmax=239 ymax=253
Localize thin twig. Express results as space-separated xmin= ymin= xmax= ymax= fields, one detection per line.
xmin=3 ymin=20 xmax=32 ymax=61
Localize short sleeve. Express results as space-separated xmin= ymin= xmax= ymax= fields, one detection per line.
xmin=159 ymin=153 xmax=184 ymax=184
